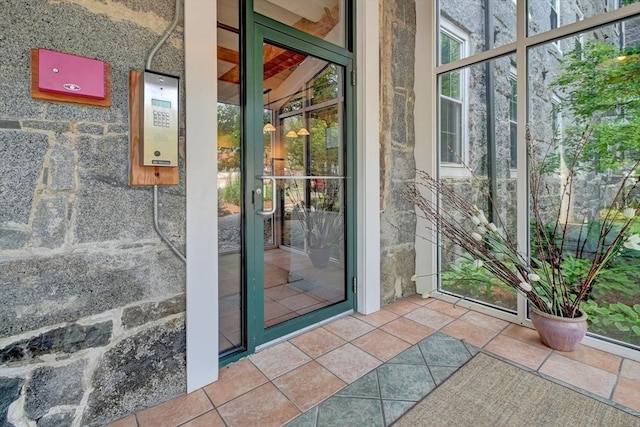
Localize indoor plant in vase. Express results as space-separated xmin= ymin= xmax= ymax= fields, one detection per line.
xmin=408 ymin=130 xmax=640 ymax=351
xmin=288 ymin=178 xmax=344 ymax=268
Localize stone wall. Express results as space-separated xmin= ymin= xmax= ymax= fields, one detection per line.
xmin=379 ymin=0 xmax=417 ymax=303
xmin=0 ymin=1 xmax=186 ymax=425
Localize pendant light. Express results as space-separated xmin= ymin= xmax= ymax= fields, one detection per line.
xmin=297 ymin=127 xmax=310 ymax=136
xmin=263 ymin=89 xmax=276 ymax=133
xmin=286 ymin=130 xmax=298 ymax=138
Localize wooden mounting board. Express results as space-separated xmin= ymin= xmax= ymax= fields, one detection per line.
xmin=129 ymin=70 xmax=179 ymax=186
xmin=31 ymin=48 xmax=112 ymax=107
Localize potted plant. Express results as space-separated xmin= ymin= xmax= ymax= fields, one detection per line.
xmin=287 ymin=177 xmax=344 ymax=268
xmin=409 ymin=131 xmax=640 ymax=351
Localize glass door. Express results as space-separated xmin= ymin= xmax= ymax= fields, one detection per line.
xmin=249 ymin=26 xmax=355 ymax=345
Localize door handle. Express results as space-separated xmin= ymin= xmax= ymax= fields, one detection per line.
xmin=256 ymin=176 xmax=276 ymax=216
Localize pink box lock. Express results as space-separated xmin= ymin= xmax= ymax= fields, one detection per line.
xmin=37 ymin=48 xmax=106 ymax=100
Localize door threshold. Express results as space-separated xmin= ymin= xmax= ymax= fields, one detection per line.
xmin=256 ymin=309 xmax=354 ymax=352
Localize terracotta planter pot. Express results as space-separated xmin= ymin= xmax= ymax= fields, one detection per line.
xmin=530 ymin=306 xmax=588 ymax=352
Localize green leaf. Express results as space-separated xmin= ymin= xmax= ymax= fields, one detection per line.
xmin=614 ymin=322 xmax=631 ymax=332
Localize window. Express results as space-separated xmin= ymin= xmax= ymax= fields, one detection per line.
xmin=439 ymin=30 xmax=465 ymax=164
xmin=548 ymin=0 xmax=559 ymax=30
xmin=509 ymin=75 xmax=517 ymax=168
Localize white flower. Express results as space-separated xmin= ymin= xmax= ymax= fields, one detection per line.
xmin=471 ymin=232 xmax=483 ymax=242
xmin=473 ymin=259 xmax=484 ymax=269
xmin=470 ymin=216 xmax=481 ymax=225
xmin=410 ymin=274 xmax=418 ymax=281
xmin=528 ymin=273 xmax=541 ymax=282
xmin=477 ymin=226 xmax=488 ymax=235
xmin=487 ymin=223 xmax=498 ymax=233
xmin=623 ymin=208 xmax=636 ymax=219
xmin=519 ymin=281 xmax=532 ymax=292
xmin=623 ymin=234 xmax=640 ymax=251
xmin=478 ymin=211 xmax=488 ymax=224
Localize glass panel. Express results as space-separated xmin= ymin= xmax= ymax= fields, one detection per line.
xmin=528 ymin=20 xmax=640 ymax=347
xmin=439 ymin=1 xmax=516 ymax=63
xmin=263 ymin=44 xmax=346 ymax=328
xmin=528 ymin=0 xmax=640 ymax=37
xmin=217 ymin=5 xmax=243 ymax=354
xmin=438 ymin=55 xmax=519 ymax=311
xmin=255 ymin=0 xmax=346 ymax=48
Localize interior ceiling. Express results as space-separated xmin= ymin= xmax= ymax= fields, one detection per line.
xmin=216 ymin=0 xmax=340 ymax=105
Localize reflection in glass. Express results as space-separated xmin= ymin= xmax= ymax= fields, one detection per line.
xmin=217 ymin=12 xmax=243 ymax=353
xmin=255 ymin=0 xmax=346 ymax=48
xmin=528 ymin=20 xmax=640 ymax=347
xmin=264 ymin=44 xmax=346 ymax=328
xmin=439 ymin=0 xmax=515 ymax=62
xmin=528 ymin=0 xmax=637 ymax=37
xmin=438 ymin=55 xmax=518 ymax=311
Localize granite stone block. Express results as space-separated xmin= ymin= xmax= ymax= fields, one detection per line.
xmin=0 ymin=322 xmax=112 ymax=363
xmin=32 ymin=196 xmax=68 ymax=249
xmin=76 ymin=123 xmax=104 ymax=135
xmin=35 ymin=409 xmax=76 ymax=427
xmin=0 ymin=377 xmax=24 ymax=426
xmin=122 ymin=294 xmax=186 ymax=329
xmin=22 ymin=120 xmax=71 ymax=133
xmin=0 ymin=228 xmax=30 ymax=250
xmin=0 ymin=130 xmax=48 ymax=224
xmin=74 ymin=134 xmax=156 ymax=243
xmin=49 ymin=145 xmax=75 ymax=191
xmin=0 ymin=120 xmax=21 ymax=129
xmin=81 ymin=318 xmax=186 ymax=427
xmin=0 ymin=250 xmax=183 ymax=338
xmin=24 ymin=360 xmax=86 ymax=420
xmin=107 ymin=123 xmax=129 ymax=134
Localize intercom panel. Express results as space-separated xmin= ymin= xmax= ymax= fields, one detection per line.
xmin=140 ymin=71 xmax=179 ymax=167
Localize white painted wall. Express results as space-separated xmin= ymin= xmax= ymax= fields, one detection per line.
xmin=184 ymin=0 xmax=219 ymax=392
xmin=356 ymin=0 xmax=381 ymax=314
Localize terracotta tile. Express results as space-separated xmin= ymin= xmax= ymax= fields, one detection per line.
xmin=459 ymin=311 xmax=509 ymax=333
xmin=404 ymin=307 xmax=455 ymax=330
xmin=181 ymin=410 xmax=226 ymax=427
xmin=611 ymin=377 xmax=640 ymax=412
xmin=137 ymin=390 xmax=212 ymax=427
xmin=484 ymin=334 xmax=551 ymax=370
xmin=249 ymin=341 xmax=311 ymax=379
xmin=289 ymin=327 xmax=346 ymax=358
xmin=203 ymin=359 xmax=268 ymax=406
xmin=539 ymin=353 xmax=618 ymax=398
xmin=265 ymin=311 xmax=299 ymax=328
xmin=426 ymin=299 xmax=469 ymax=318
xmin=106 ymin=415 xmax=137 ymax=427
xmin=322 ymin=316 xmax=375 ymax=341
xmin=620 ymin=359 xmax=640 ymax=382
xmin=380 ymin=317 xmax=435 ymax=344
xmin=441 ymin=318 xmax=500 ymax=347
xmin=264 ymin=300 xmax=293 ymax=321
xmin=554 ymin=344 xmax=621 ymax=374
xmin=217 ymin=382 xmax=300 ymax=427
xmin=265 ymin=284 xmax=300 ymax=301
xmin=353 ymin=309 xmax=399 ymax=327
xmin=384 ymin=300 xmax=421 ymax=316
xmin=273 ymin=361 xmax=346 ymax=411
xmin=352 ymin=329 xmax=412 ymax=361
xmin=316 ymin=343 xmax=382 ymax=383
xmin=278 ymin=293 xmax=322 ymax=311
xmin=500 ymin=323 xmax=549 ymax=350
xmin=403 ymin=293 xmax=432 ymax=306
xmin=296 ymin=301 xmax=331 ymax=315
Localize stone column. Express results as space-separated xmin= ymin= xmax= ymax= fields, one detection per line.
xmin=379 ymin=0 xmax=417 ymax=303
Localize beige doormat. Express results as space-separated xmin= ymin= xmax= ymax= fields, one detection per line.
xmin=393 ymin=353 xmax=639 ymax=427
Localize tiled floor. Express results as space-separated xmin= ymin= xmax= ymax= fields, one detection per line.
xmin=109 ymin=295 xmax=640 ymax=427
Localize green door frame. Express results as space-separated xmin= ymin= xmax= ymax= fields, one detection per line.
xmin=221 ymin=4 xmax=356 ymax=363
